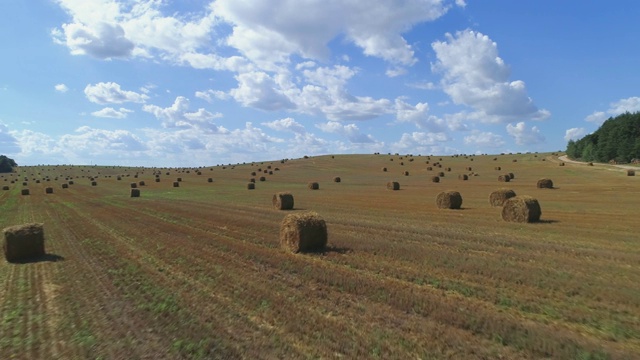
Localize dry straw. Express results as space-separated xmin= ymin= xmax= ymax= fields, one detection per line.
xmin=308 ymin=182 xmax=319 ymax=190
xmin=382 ymin=167 xmax=387 ymax=172
xmin=458 ymin=174 xmax=468 ymax=180
xmin=62 ymin=183 xmax=69 ymax=189
xmin=21 ymin=189 xmax=30 ymax=195
xmin=508 ymin=172 xmax=515 ymax=179
xmin=502 ymin=195 xmax=541 ymax=223
xmin=489 ymin=188 xmax=516 ymax=206
xmin=173 ymin=181 xmax=180 ymax=187
xmin=2 ymin=186 xmax=9 ymax=190
xmin=45 ymin=187 xmax=53 ymax=194
xmin=627 ymin=170 xmax=635 ymax=176
xmin=208 ymin=178 xmax=214 ymax=182
xmin=387 ymin=181 xmax=400 ymax=190
xmin=247 ymin=182 xmax=255 ymax=190
xmin=431 ymin=176 xmax=440 ymax=183
xmin=333 ymin=177 xmax=341 ymax=183
xmin=495 ymin=166 xmax=501 ymax=170
xmin=3 ymin=223 xmax=45 ymax=262
xmin=403 ymin=171 xmax=409 ymax=176
xmin=536 ymin=178 xmax=554 ymax=189
xmin=273 ymin=192 xmax=294 ymax=210
xmin=260 ymin=177 xmax=266 ymax=182
xmin=91 ymin=181 xmax=97 ymax=186
xmin=279 ymin=212 xmax=327 ymax=253
xmin=559 ymin=162 xmax=565 ymax=166
xmin=436 ymin=191 xmax=463 ymax=209
xmin=131 ymin=188 xmax=141 ymax=197
xmin=498 ymin=175 xmax=510 ymax=182
xmin=130 ymin=182 xmax=137 ymax=188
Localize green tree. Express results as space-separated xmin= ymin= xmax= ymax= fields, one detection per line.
xmin=0 ymin=155 xmax=17 ymax=173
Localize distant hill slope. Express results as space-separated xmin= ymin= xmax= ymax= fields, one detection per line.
xmin=566 ymin=111 xmax=640 ymax=163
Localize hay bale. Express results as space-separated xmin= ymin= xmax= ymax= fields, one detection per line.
xmin=130 ymin=182 xmax=137 ymax=188
xmin=536 ymin=178 xmax=554 ymax=189
xmin=260 ymin=176 xmax=266 ymax=182
xmin=91 ymin=181 xmax=97 ymax=186
xmin=436 ymin=191 xmax=463 ymax=209
xmin=2 ymin=186 xmax=9 ymax=190
xmin=208 ymin=178 xmax=214 ymax=182
xmin=139 ymin=181 xmax=145 ymax=186
xmin=21 ymin=189 xmax=30 ymax=195
xmin=273 ymin=192 xmax=294 ymax=210
xmin=502 ymin=196 xmax=541 ymax=223
xmin=495 ymin=166 xmax=501 ymax=170
xmin=279 ymin=212 xmax=327 ymax=253
xmin=508 ymin=172 xmax=515 ymax=180
xmin=403 ymin=171 xmax=409 ymax=176
xmin=130 ymin=188 xmax=141 ymax=197
xmin=489 ymin=189 xmax=516 ymax=206
xmin=333 ymin=177 xmax=341 ymax=183
xmin=588 ymin=162 xmax=594 ymax=166
xmin=308 ymin=182 xmax=319 ymax=190
xmin=45 ymin=187 xmax=54 ymax=194
xmin=62 ymin=183 xmax=69 ymax=189
xmin=466 ymin=167 xmax=472 ymax=171
xmin=559 ymin=162 xmax=565 ymax=166
xmin=177 ymin=177 xmax=183 ymax=182
xmin=249 ymin=178 xmax=256 ymax=183
xmin=387 ymin=181 xmax=400 ymax=190
xmin=438 ymin=172 xmax=445 ymax=177
xmin=247 ymin=182 xmax=255 ymax=190
xmin=382 ymin=167 xmax=387 ymax=172
xmin=458 ymin=174 xmax=468 ymax=181
xmin=68 ymin=180 xmax=74 ymax=185
xmin=498 ymin=175 xmax=510 ymax=182
xmin=627 ymin=169 xmax=635 ymax=176
xmin=173 ymin=181 xmax=180 ymax=187
xmin=426 ymin=166 xmax=433 ymax=171
xmin=3 ymin=223 xmax=45 ymax=262
xmin=431 ymin=176 xmax=440 ymax=183
xmin=155 ymin=178 xmax=160 ymax=182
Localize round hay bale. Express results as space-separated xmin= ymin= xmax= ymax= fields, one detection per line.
xmin=139 ymin=181 xmax=145 ymax=186
xmin=62 ymin=183 xmax=69 ymax=189
xmin=431 ymin=176 xmax=440 ymax=183
xmin=387 ymin=181 xmax=400 ymax=190
xmin=446 ymin=167 xmax=452 ymax=172
xmin=333 ymin=176 xmax=341 ymax=183
xmin=466 ymin=167 xmax=472 ymax=171
xmin=21 ymin=188 xmax=29 ymax=195
xmin=207 ymin=178 xmax=214 ymax=182
xmin=177 ymin=177 xmax=183 ymax=182
xmin=2 ymin=186 xmax=9 ymax=190
xmin=308 ymin=182 xmax=319 ymax=190
xmin=155 ymin=178 xmax=160 ymax=182
xmin=436 ymin=191 xmax=463 ymax=209
xmin=68 ymin=180 xmax=74 ymax=185
xmin=495 ymin=166 xmax=501 ymax=171
xmin=559 ymin=162 xmax=565 ymax=166
xmin=273 ymin=192 xmax=294 ymax=210
xmin=260 ymin=176 xmax=266 ymax=182
xmin=403 ymin=171 xmax=409 ymax=176
xmin=247 ymin=182 xmax=255 ymax=190
xmin=588 ymin=162 xmax=594 ymax=166
xmin=3 ymin=223 xmax=45 ymax=262
xmin=249 ymin=178 xmax=256 ymax=183
xmin=508 ymin=172 xmax=515 ymax=180
xmin=502 ymin=196 xmax=541 ymax=223
xmin=438 ymin=172 xmax=445 ymax=177
xmin=130 ymin=182 xmax=137 ymax=188
xmin=117 ymin=176 xmax=122 ymax=180
xmin=130 ymin=188 xmax=141 ymax=197
xmin=627 ymin=169 xmax=635 ymax=176
xmin=173 ymin=181 xmax=180 ymax=187
xmin=22 ymin=182 xmax=28 ymax=186
xmin=458 ymin=174 xmax=468 ymax=181
xmin=536 ymin=178 xmax=554 ymax=189
xmin=91 ymin=181 xmax=97 ymax=186
xmin=382 ymin=167 xmax=387 ymax=172
xmin=279 ymin=212 xmax=327 ymax=253
xmin=45 ymin=187 xmax=54 ymax=194
xmin=512 ymin=159 xmax=518 ymax=162
xmin=426 ymin=166 xmax=433 ymax=171
xmin=498 ymin=175 xmax=510 ymax=182
xmin=489 ymin=189 xmax=516 ymax=206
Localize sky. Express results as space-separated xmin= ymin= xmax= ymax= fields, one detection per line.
xmin=1 ymin=1 xmax=639 ymax=167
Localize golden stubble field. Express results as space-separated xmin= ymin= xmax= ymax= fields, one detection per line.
xmin=0 ymin=152 xmax=638 ymax=359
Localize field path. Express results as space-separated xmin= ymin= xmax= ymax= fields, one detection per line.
xmin=557 ymin=155 xmax=639 ymax=170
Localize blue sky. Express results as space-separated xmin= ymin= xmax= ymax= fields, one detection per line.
xmin=1 ymin=0 xmax=639 ymax=167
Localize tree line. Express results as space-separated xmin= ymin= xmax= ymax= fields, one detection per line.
xmin=566 ymin=112 xmax=640 ymax=163
xmin=0 ymin=155 xmax=17 ymax=173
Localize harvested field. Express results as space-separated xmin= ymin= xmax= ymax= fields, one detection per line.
xmin=0 ymin=153 xmax=639 ymax=359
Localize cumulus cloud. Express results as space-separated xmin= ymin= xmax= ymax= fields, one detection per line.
xmin=585 ymin=97 xmax=640 ymax=124
xmin=52 ymin=22 xmax=135 ymax=59
xmin=55 ymin=84 xmax=69 ymax=93
xmin=564 ymin=127 xmax=587 ymax=142
xmin=262 ymin=118 xmax=306 ymax=134
xmin=0 ymin=123 xmax=21 ymax=154
xmin=143 ymin=96 xmax=224 ymax=132
xmin=506 ymin=122 xmax=545 ymax=145
xmin=316 ymin=121 xmax=376 ymax=143
xmin=391 ymin=131 xmax=450 ymax=154
xmin=91 ymin=107 xmax=132 ymax=119
xmin=85 ymin=82 xmax=149 ymax=104
xmin=229 ymin=71 xmax=295 ymax=111
xmin=60 ymin=126 xmax=146 ymax=152
xmin=432 ymin=30 xmax=550 ymax=123
xmin=464 ymin=131 xmax=504 ymax=148
xmin=195 ymin=89 xmax=230 ymax=103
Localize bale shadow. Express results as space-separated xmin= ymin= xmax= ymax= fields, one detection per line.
xmin=535 ymin=219 xmax=560 ymax=224
xmin=305 ymin=245 xmax=352 ymax=255
xmin=9 ymin=253 xmax=65 ymax=264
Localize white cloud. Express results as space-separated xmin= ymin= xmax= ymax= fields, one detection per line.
xmin=455 ymin=0 xmax=467 ymax=8
xmin=432 ymin=30 xmax=550 ymax=123
xmin=564 ymin=127 xmax=587 ymax=142
xmin=261 ymin=118 xmax=306 ymax=134
xmin=211 ymin=0 xmax=450 ymax=69
xmin=91 ymin=107 xmax=132 ymax=119
xmin=55 ymin=84 xmax=69 ymax=93
xmin=464 ymin=131 xmax=504 ymax=148
xmin=316 ymin=121 xmax=376 ymax=143
xmin=391 ymin=131 xmax=450 ymax=154
xmin=52 ymin=22 xmax=135 ymax=59
xmin=506 ymin=122 xmax=545 ymax=145
xmin=230 ymin=71 xmax=296 ymax=111
xmin=84 ymin=82 xmax=149 ymax=104
xmin=60 ymin=126 xmax=146 ymax=152
xmin=585 ymin=97 xmax=640 ymax=124
xmin=143 ymin=96 xmax=224 ymax=132
xmin=195 ymin=89 xmax=230 ymax=103
xmin=0 ymin=123 xmax=21 ymax=154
